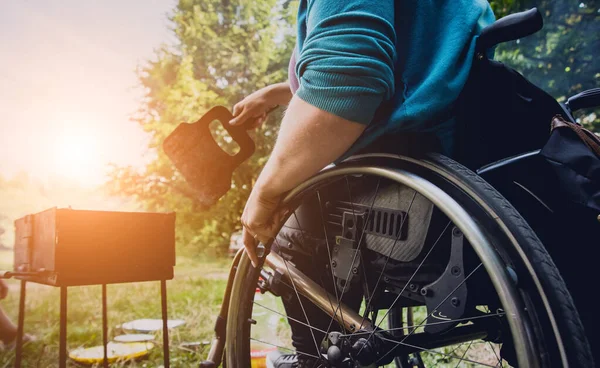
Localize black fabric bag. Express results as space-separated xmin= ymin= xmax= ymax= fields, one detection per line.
xmin=454 ymin=57 xmax=565 ymax=170
xmin=536 ymin=115 xmax=600 ymax=356
xmin=540 ymin=115 xmax=600 ymax=213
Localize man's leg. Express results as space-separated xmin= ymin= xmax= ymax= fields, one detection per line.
xmin=271 ymin=186 xmax=363 ymax=364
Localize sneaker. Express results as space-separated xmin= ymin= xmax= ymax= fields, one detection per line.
xmin=266 ymin=350 xmax=319 ymax=368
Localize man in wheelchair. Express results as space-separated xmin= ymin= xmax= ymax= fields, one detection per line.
xmin=226 ymin=1 xmax=598 ymax=367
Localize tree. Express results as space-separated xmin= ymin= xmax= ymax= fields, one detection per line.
xmin=109 ymin=0 xmax=297 ymax=254
xmin=111 ymin=0 xmax=598 ymax=254
xmin=491 ymin=0 xmax=600 ymax=132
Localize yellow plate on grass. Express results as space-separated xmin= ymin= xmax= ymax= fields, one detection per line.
xmin=69 ymin=342 xmax=154 ymax=365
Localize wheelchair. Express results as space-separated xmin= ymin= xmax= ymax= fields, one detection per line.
xmin=202 ymin=8 xmax=599 ymax=368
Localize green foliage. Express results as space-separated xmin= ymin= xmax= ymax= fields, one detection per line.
xmin=112 ymin=0 xmax=599 ymax=255
xmin=0 ymin=251 xmax=229 ymax=367
xmin=490 ymin=0 xmax=600 ymax=132
xmin=108 ymin=0 xmax=297 ymax=254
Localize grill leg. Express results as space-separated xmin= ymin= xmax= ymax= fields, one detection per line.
xmin=59 ymin=286 xmax=67 ymax=368
xmin=15 ymin=280 xmax=26 ymax=368
xmin=102 ymin=284 xmax=108 ymax=368
xmin=161 ymin=279 xmax=170 ymax=368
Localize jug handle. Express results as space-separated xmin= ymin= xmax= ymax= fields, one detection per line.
xmin=199 ymin=106 xmax=256 ymax=167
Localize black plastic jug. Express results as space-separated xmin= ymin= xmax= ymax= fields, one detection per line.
xmin=163 ymin=106 xmax=255 ymax=208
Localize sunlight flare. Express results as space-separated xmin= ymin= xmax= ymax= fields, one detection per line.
xmin=51 ymin=129 xmax=103 ymax=183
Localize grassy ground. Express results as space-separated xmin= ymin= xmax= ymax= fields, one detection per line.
xmin=0 ymin=250 xmax=502 ymax=367
xmin=0 ymin=250 xmax=230 ymax=367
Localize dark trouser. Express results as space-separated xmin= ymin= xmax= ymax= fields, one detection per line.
xmin=273 ymin=183 xmax=364 ymax=357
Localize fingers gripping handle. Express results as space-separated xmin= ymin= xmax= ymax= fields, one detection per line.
xmin=162 ymin=106 xmax=256 ymax=208
xmin=201 ymin=106 xmax=256 ymax=167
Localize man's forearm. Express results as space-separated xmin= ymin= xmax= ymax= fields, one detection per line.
xmin=266 ymin=82 xmax=293 ymax=107
xmin=255 ymin=96 xmax=366 ymax=197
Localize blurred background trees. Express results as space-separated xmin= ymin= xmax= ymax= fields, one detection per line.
xmin=492 ymin=0 xmax=599 ymax=130
xmin=108 ymin=0 xmax=298 ymax=254
xmin=108 ymin=0 xmax=599 ymax=255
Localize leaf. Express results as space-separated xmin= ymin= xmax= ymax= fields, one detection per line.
xmin=108 ymin=0 xmax=297 ymax=254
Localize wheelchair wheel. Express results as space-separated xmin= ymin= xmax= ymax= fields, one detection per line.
xmin=225 ymin=154 xmax=593 ymax=367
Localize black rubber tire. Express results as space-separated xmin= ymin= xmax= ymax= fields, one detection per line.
xmin=225 ymin=153 xmax=594 ymax=367
xmin=421 ymin=153 xmax=594 ymax=367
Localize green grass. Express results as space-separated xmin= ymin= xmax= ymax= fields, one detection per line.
xmin=0 ymin=250 xmax=503 ymax=367
xmin=0 ymin=250 xmax=230 ymax=367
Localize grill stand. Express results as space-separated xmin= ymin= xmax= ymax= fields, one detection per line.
xmin=2 ymin=272 xmax=170 ymax=368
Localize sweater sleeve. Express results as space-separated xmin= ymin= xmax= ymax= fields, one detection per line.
xmin=295 ymin=0 xmax=396 ymax=125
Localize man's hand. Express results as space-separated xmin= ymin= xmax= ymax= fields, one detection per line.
xmin=241 ymin=185 xmax=286 ymax=267
xmin=239 ymin=97 xmax=366 ymax=268
xmin=230 ymin=82 xmax=292 ymax=128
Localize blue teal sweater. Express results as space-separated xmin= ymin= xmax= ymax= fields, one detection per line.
xmin=292 ymin=0 xmax=495 ymax=156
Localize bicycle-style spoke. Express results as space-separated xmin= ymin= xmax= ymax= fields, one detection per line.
xmin=448 ymin=342 xmax=467 ymax=362
xmin=289 ymin=206 xmax=349 ymax=337
xmin=249 ymin=337 xmax=321 ymax=360
xmin=342 ymin=311 xmax=506 ymax=338
xmin=377 ymin=335 xmax=498 ymax=368
xmin=229 ymin=156 xmax=573 ymax=368
xmin=375 ymin=263 xmax=484 ymax=364
xmin=492 ymin=343 xmax=504 ymax=368
xmin=466 ymin=341 xmax=504 ymax=368
xmin=274 ymin=200 xmax=501 ymax=367
xmin=411 ymin=262 xmax=484 ymax=335
xmin=355 ymin=220 xmax=452 ymax=357
xmin=314 ymin=190 xmax=346 ymax=331
xmin=254 ymin=196 xmax=347 ymax=359
xmin=274 ymin=236 xmax=323 ymax=359
xmin=359 ymin=190 xmax=418 ymax=330
xmin=359 ymin=251 xmax=372 ymax=307
xmin=253 ymin=301 xmax=328 ymax=335
xmin=323 ymin=178 xmax=381 ymax=336
xmin=374 ymin=219 xmax=452 ymax=328
xmin=280 ymin=206 xmax=343 ymax=368
xmin=454 ymin=340 xmax=475 ymax=368
xmin=340 ymin=176 xmax=358 ymax=332
xmin=484 ymin=306 xmax=504 ymax=367
xmin=256 ymin=174 xmax=515 ymax=367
